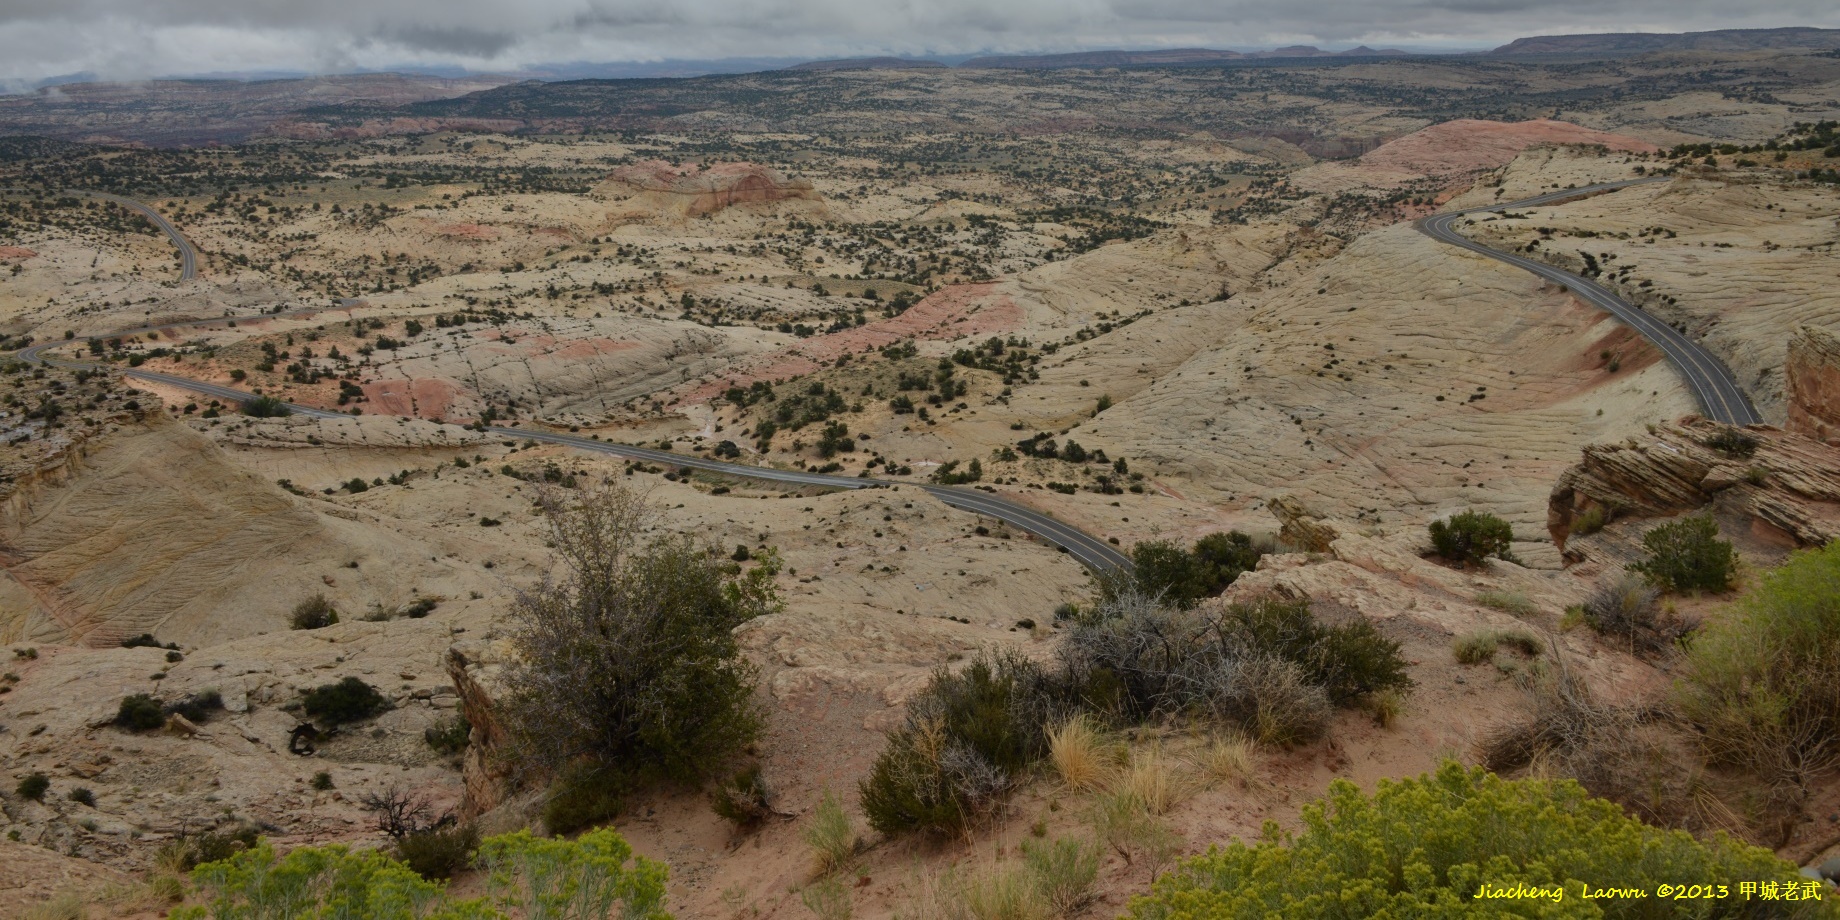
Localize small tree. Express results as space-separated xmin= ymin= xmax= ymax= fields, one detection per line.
xmin=1630 ymin=513 xmax=1734 ymax=592
xmin=301 ymin=677 xmax=388 ymax=724
xmin=499 ymin=482 xmax=780 ymax=803
xmin=1427 ymin=510 xmax=1514 ymax=566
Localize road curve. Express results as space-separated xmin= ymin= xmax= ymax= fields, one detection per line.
xmin=87 ymin=192 xmax=199 ymax=281
xmin=14 ymin=195 xmax=1132 ymax=576
xmin=1417 ymin=180 xmax=1761 ymax=426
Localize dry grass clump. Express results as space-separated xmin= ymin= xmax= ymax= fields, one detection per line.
xmin=1474 ymin=589 xmax=1536 ymax=617
xmin=1046 ymin=714 xmax=1117 ymax=793
xmin=1117 ymin=745 xmax=1186 ymax=815
xmin=1452 ymin=629 xmax=1542 ymax=665
xmin=1198 ymin=732 xmax=1256 ymax=787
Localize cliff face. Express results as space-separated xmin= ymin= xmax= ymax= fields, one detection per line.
xmin=1787 ymin=325 xmax=1840 ymax=443
xmin=1548 ymin=417 xmax=1840 ymax=554
xmin=595 ymin=161 xmax=821 ymax=218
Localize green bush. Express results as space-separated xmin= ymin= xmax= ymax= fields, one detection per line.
xmin=394 ymin=823 xmax=480 ymax=880
xmin=1221 ymin=597 xmax=1412 ymax=706
xmin=500 ymin=483 xmax=780 ymax=805
xmin=239 ymin=395 xmax=292 ymax=418
xmin=15 ymin=772 xmax=48 ymax=801
xmin=289 ymin=595 xmax=339 ymax=630
xmin=1427 ymin=509 xmax=1515 ymax=566
xmin=116 ymin=693 xmax=167 ymax=731
xmin=1630 ymin=513 xmax=1735 ymax=593
xmin=301 ymin=677 xmax=388 ymax=724
xmin=1678 ymin=541 xmax=1840 ymax=795
xmin=424 ymin=715 xmax=470 ymax=756
xmin=1128 ymin=762 xmax=1819 ymax=920
xmin=167 ymin=690 xmax=224 ymax=724
xmin=172 ymin=827 xmax=669 ymax=920
xmin=542 ymin=761 xmax=629 ymax=837
xmin=1126 ymin=532 xmax=1268 ymax=608
xmin=860 ymin=650 xmax=1066 ymax=835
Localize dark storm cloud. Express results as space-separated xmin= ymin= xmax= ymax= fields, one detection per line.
xmin=0 ymin=0 xmax=1834 ymax=82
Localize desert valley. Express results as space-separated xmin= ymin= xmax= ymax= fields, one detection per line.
xmin=0 ymin=27 xmax=1838 ymax=920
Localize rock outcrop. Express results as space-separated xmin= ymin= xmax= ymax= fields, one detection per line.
xmin=1548 ymin=417 xmax=1840 ymax=553
xmin=1787 ymin=325 xmax=1840 ymax=443
xmin=596 ymin=161 xmax=820 ymax=218
xmin=446 ymin=640 xmax=513 ymax=817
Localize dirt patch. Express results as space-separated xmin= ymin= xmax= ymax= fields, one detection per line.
xmin=362 ymin=376 xmax=463 ymax=420
xmin=0 ymin=246 xmax=37 ymax=261
xmin=428 ymin=221 xmax=500 ymax=241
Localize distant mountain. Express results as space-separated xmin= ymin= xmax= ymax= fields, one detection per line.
xmin=1490 ymin=27 xmax=1840 ymax=56
xmin=785 ymin=57 xmax=948 ymax=72
xmin=959 ymin=46 xmax=1409 ymax=69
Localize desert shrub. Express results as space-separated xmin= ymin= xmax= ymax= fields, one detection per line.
xmin=499 ymin=483 xmax=779 ymax=799
xmin=310 ymin=771 xmax=334 ymax=791
xmin=1572 ymin=505 xmax=1608 ymax=536
xmin=239 ymin=395 xmax=291 ymax=418
xmin=15 ymin=772 xmax=48 ymax=801
xmin=67 ymin=787 xmax=95 ymax=807
xmin=394 ymin=822 xmax=480 ymax=880
xmin=1704 ymin=426 xmax=1759 ymax=458
xmin=1677 ymin=541 xmax=1840 ymax=809
xmin=1482 ymin=670 xmax=1704 ymax=829
xmin=859 ymin=650 xmax=1066 ymax=835
xmin=1020 ymin=837 xmax=1101 ymax=914
xmin=541 ymin=761 xmax=628 ymax=837
xmin=167 ymin=690 xmax=224 ymax=724
xmin=710 ymin=765 xmax=775 ymax=828
xmin=1584 ymin=572 xmax=1694 ymax=654
xmin=424 ymin=715 xmax=471 ymax=756
xmin=1088 ymin=786 xmax=1181 ymax=874
xmin=288 ymin=594 xmax=339 ymax=630
xmin=1427 ymin=509 xmax=1514 ymax=566
xmin=174 ymin=827 xmax=668 ymax=920
xmin=1125 ymin=532 xmax=1266 ymax=608
xmin=1220 ymin=597 xmax=1411 ymax=705
xmin=1060 ymin=592 xmax=1406 ymax=738
xmin=121 ymin=633 xmax=178 ymax=650
xmin=801 ymin=790 xmax=858 ymax=875
xmin=1127 ymin=762 xmax=1818 ymax=920
xmin=115 ymin=693 xmax=167 ymax=731
xmin=161 ymin=822 xmax=262 ymax=872
xmin=801 ymin=876 xmax=853 ymax=920
xmin=301 ymin=676 xmax=388 ymax=724
xmin=1630 ymin=513 xmax=1735 ymax=593
xmin=954 ymin=862 xmax=1046 ymax=920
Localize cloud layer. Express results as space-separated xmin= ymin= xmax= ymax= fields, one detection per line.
xmin=0 ymin=0 xmax=1835 ymax=83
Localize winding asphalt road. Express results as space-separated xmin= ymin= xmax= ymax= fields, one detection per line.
xmin=86 ymin=192 xmax=199 ymax=281
xmin=1417 ymin=179 xmax=1761 ymax=426
xmin=14 ymin=198 xmax=1134 ymax=575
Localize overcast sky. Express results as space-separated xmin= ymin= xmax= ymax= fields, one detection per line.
xmin=0 ymin=0 xmax=1835 ymax=85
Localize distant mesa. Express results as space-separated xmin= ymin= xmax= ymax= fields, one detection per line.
xmin=1490 ymin=26 xmax=1840 ymax=56
xmin=784 ymin=57 xmax=948 ymax=72
xmin=594 ymin=160 xmax=821 ymax=218
xmin=959 ymin=46 xmax=1408 ymax=69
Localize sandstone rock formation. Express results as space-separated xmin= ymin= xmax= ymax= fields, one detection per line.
xmin=1787 ymin=325 xmax=1840 ymax=442
xmin=1548 ymin=417 xmax=1840 ymax=553
xmin=595 ymin=161 xmax=821 ymax=219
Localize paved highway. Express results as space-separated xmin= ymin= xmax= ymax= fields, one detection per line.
xmin=85 ymin=192 xmax=199 ymax=281
xmin=1418 ymin=179 xmax=1761 ymax=426
xmin=15 ymin=196 xmax=1133 ymax=575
